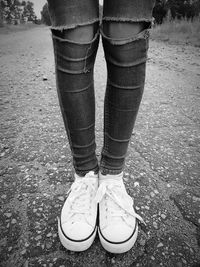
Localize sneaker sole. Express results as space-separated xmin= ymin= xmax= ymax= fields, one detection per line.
xmin=98 ymin=223 xmax=138 ymax=254
xmin=58 ymin=217 xmax=97 ymax=252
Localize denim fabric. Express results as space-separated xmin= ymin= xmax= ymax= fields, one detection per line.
xmin=103 ymin=0 xmax=156 ymax=22
xmin=52 ymin=30 xmax=100 ymax=176
xmin=100 ymin=30 xmax=150 ymax=174
xmin=100 ymin=0 xmax=155 ymax=174
xmin=47 ymin=0 xmax=99 ymax=29
xmin=47 ymin=0 xmax=155 ymax=176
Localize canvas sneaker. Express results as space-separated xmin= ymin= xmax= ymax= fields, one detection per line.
xmin=58 ymin=171 xmax=98 ymax=251
xmin=95 ymin=172 xmax=144 ymax=254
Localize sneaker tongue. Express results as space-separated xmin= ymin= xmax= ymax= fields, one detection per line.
xmin=99 ymin=178 xmax=124 ymax=190
xmin=75 ymin=171 xmax=98 ymax=180
xmin=110 ymin=216 xmax=124 ymax=224
xmin=99 ymin=172 xmax=123 ymax=181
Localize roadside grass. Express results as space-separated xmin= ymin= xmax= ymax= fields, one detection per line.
xmin=151 ymin=18 xmax=200 ymax=47
xmin=0 ymin=23 xmax=42 ymax=34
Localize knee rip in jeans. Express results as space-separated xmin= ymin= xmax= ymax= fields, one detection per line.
xmin=51 ymin=22 xmax=99 ymax=43
xmin=101 ymin=20 xmax=152 ymax=45
xmin=101 ymin=21 xmax=150 ymax=75
xmin=52 ymin=22 xmax=100 ymax=74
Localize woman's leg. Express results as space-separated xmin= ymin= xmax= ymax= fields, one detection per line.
xmin=48 ymin=0 xmax=99 ymax=176
xmin=100 ymin=0 xmax=155 ymax=174
xmin=96 ymin=0 xmax=155 ymax=253
xmin=47 ymin=0 xmax=100 ymax=251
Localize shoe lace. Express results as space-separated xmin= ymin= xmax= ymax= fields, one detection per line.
xmin=95 ymin=181 xmax=145 ymax=226
xmin=63 ymin=178 xmax=96 ymax=223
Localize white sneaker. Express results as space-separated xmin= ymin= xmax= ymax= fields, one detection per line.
xmin=58 ymin=171 xmax=98 ymax=252
xmin=95 ymin=172 xmax=144 ymax=254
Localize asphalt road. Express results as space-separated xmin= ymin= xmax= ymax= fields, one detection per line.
xmin=0 ymin=25 xmax=200 ymax=267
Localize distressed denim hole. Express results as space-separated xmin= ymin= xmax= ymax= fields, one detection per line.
xmin=102 ymin=21 xmax=151 ymax=39
xmin=52 ymin=22 xmax=99 ymax=42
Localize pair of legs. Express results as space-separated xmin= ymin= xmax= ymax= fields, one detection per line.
xmin=48 ymin=0 xmax=155 ymax=176
xmin=48 ymin=0 xmax=155 ymax=253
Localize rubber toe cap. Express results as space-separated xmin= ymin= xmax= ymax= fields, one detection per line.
xmin=61 ymin=222 xmax=94 ymax=241
xmin=100 ymin=223 xmax=137 ymax=243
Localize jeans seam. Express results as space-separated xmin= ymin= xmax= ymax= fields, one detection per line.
xmin=53 ymin=41 xmax=74 ymax=157
xmin=101 ymin=94 xmax=109 ymax=169
xmin=84 ymin=42 xmax=92 ymax=73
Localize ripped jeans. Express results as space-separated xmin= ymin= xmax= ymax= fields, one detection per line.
xmin=47 ymin=0 xmax=155 ymax=176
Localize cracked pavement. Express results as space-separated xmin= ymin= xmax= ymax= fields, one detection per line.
xmin=0 ymin=25 xmax=200 ymax=267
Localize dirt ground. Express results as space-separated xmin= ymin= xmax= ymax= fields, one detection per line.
xmin=0 ymin=25 xmax=200 ymax=267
